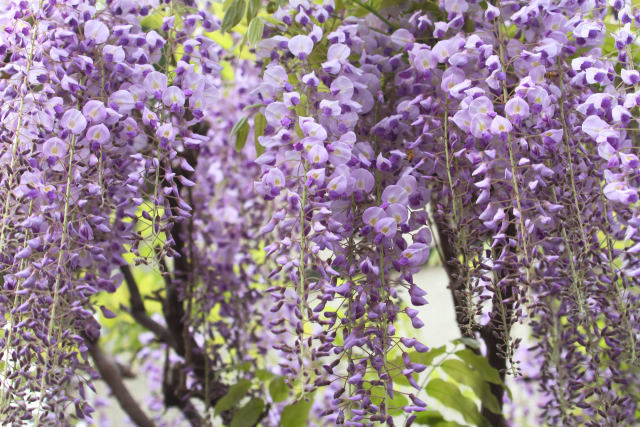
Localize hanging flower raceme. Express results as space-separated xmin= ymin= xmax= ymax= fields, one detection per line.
xmin=252 ymin=1 xmax=435 ymax=424
xmin=252 ymin=0 xmax=640 ymax=425
xmin=0 ymin=0 xmax=222 ymax=423
xmin=394 ymin=0 xmax=640 ymax=425
xmin=1 ymin=0 xmax=640 ymax=425
xmin=188 ymin=58 xmax=276 ymax=381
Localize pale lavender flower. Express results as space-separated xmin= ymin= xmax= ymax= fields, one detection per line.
xmin=288 ymin=35 xmax=314 ymax=60
xmin=82 ymin=100 xmax=107 ymax=124
xmin=43 ymin=137 xmax=67 ymax=159
xmin=162 ymin=86 xmax=185 ymax=110
xmin=61 ymin=109 xmax=87 ymax=135
xmin=109 ymin=90 xmax=135 ymax=113
xmin=86 ymin=124 xmax=110 ymax=146
xmin=84 ymin=20 xmax=110 ymax=44
xmin=144 ymin=71 xmax=168 ymax=97
xmin=505 ymin=96 xmax=530 ymax=119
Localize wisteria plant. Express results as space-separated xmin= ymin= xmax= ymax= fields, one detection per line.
xmin=0 ymin=0 xmax=639 ymax=425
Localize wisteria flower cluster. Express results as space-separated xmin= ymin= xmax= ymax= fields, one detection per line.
xmin=252 ymin=1 xmax=436 ymax=424
xmin=1 ymin=0 xmax=640 ymax=425
xmin=250 ymin=0 xmax=640 ymax=425
xmin=0 ymin=0 xmax=225 ymax=423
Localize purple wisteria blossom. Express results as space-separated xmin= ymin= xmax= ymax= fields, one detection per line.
xmin=2 ymin=0 xmax=640 ymax=426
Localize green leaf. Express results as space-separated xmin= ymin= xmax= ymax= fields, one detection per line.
xmin=268 ymin=376 xmax=289 ymax=403
xmin=255 ymin=369 xmax=275 ymax=381
xmin=440 ymin=359 xmax=501 ymax=414
xmin=247 ymin=18 xmax=264 ymax=47
xmin=266 ymin=0 xmax=278 ymax=13
xmin=387 ymin=389 xmax=409 ymax=416
xmin=294 ymin=93 xmax=308 ymax=117
xmin=414 ymin=410 xmax=464 ymax=426
xmin=253 ymin=112 xmax=267 ymax=156
xmin=221 ymin=0 xmax=246 ymax=33
xmin=247 ymin=0 xmax=262 ymax=22
xmin=464 ymin=17 xmax=475 ymax=32
xmin=390 ymin=365 xmax=410 ymax=386
xmin=426 ymin=379 xmax=488 ymax=427
xmin=455 ymin=337 xmax=481 ymax=350
xmin=454 ymin=350 xmax=502 ymax=385
xmin=230 ymin=398 xmax=264 ymax=427
xmin=262 ymin=15 xmax=286 ymax=26
xmin=455 ymin=349 xmax=512 ymax=399
xmin=235 ymin=121 xmax=250 ymax=151
xmin=220 ymin=60 xmax=235 ymax=81
xmin=215 ymin=379 xmax=252 ymax=413
xmin=368 ymin=384 xmax=408 ymax=414
xmin=433 ymin=422 xmax=468 ymax=427
xmin=389 ymin=346 xmax=450 ymax=388
xmin=243 ymin=102 xmax=264 ymax=112
xmin=413 ymin=345 xmax=447 ymax=366
xmin=231 ymin=116 xmax=250 ymax=152
xmin=223 ymin=360 xmax=252 ymax=372
xmin=279 ymin=398 xmax=313 ymax=427
xmin=231 ymin=116 xmax=249 ymax=138
xmin=140 ymin=9 xmax=165 ymax=30
xmin=408 ymin=1 xmax=445 ymax=20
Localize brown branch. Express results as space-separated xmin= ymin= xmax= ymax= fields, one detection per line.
xmin=432 ymin=214 xmax=510 ymax=427
xmin=477 ymin=217 xmax=517 ymax=427
xmin=479 ymin=320 xmax=510 ymax=427
xmin=158 ymin=148 xmax=230 ymax=409
xmin=156 ymin=123 xmax=259 ymax=424
xmin=159 ymin=148 xmax=198 ymax=359
xmin=121 ymin=265 xmax=178 ymax=350
xmin=433 ymin=216 xmax=474 ymax=339
xmin=162 ymin=359 xmax=205 ymax=427
xmin=179 ymin=400 xmax=205 ymax=426
xmin=86 ymin=338 xmax=156 ymax=427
